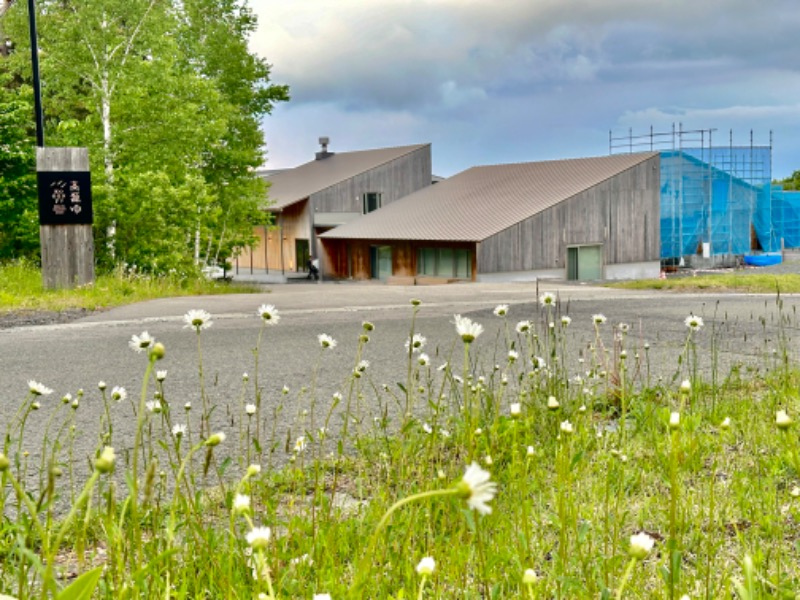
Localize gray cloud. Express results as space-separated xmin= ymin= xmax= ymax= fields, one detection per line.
xmin=252 ymin=0 xmax=800 ymax=177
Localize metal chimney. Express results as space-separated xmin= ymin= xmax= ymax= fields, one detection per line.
xmin=316 ymin=137 xmax=334 ymax=160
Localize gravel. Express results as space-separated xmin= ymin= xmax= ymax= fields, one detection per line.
xmin=0 ymin=308 xmax=99 ymax=329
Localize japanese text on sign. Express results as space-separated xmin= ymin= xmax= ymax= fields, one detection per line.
xmin=37 ymin=171 xmax=93 ymax=225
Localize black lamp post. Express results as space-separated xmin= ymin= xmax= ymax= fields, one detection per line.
xmin=27 ymin=0 xmax=43 ymax=147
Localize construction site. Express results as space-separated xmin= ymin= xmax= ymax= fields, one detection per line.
xmin=610 ymin=126 xmax=800 ymax=269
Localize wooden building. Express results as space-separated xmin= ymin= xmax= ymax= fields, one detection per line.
xmin=320 ymin=153 xmax=661 ymax=282
xmin=237 ymin=140 xmax=432 ymax=276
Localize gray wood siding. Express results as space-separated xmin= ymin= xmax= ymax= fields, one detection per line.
xmin=311 ymin=145 xmax=432 ymax=214
xmin=477 ymin=155 xmax=660 ymax=273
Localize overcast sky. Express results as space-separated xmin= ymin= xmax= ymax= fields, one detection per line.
xmin=250 ymin=0 xmax=800 ymax=179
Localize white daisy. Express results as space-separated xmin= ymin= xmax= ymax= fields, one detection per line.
xmin=405 ymin=333 xmax=427 ymax=353
xmin=539 ymin=292 xmax=556 ymax=308
xmin=458 ymin=462 xmax=497 ymax=515
xmin=493 ymin=304 xmax=509 ymax=317
xmin=257 ymin=304 xmax=280 ymax=325
xmin=246 ymin=526 xmax=271 ymax=549
xmin=453 ymin=314 xmax=483 ymax=344
xmin=129 ymin=331 xmax=155 ymax=353
xmin=515 ymin=320 xmax=531 ymax=333
xmin=318 ymin=333 xmax=337 ymax=349
xmin=28 ymin=380 xmax=53 ymax=396
xmin=685 ymin=314 xmax=704 ymax=331
xmin=184 ymin=309 xmax=212 ymax=330
xmin=232 ymin=493 xmax=250 ymax=514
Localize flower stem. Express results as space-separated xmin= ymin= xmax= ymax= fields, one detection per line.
xmin=350 ymin=488 xmax=460 ymax=594
xmin=615 ymin=557 xmax=638 ymax=600
xmin=130 ymin=353 xmax=157 ymax=569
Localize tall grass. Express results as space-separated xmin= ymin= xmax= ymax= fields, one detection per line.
xmin=1 ymin=296 xmax=800 ymax=598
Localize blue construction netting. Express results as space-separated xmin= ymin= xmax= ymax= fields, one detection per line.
xmin=659 ymin=147 xmax=778 ymax=258
xmin=770 ymin=186 xmax=800 ymax=248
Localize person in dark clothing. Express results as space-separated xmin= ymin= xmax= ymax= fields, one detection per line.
xmin=307 ymin=255 xmax=319 ymax=280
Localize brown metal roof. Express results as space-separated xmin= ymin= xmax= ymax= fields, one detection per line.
xmin=263 ymin=144 xmax=429 ymax=211
xmin=320 ymin=153 xmax=658 ymax=242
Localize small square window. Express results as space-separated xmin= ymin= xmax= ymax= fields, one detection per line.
xmin=363 ymin=192 xmax=382 ymax=214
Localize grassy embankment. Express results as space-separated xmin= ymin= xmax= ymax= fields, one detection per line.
xmin=610 ymin=272 xmax=800 ymax=293
xmin=0 ymin=261 xmax=261 ymax=314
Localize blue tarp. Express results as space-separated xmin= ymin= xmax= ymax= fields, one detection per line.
xmin=659 ymin=148 xmax=781 ymax=258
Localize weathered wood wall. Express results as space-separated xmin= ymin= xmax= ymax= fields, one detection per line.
xmin=477 ymin=155 xmax=660 ymax=274
xmin=37 ymin=147 xmax=95 ymax=289
xmin=320 ymin=239 xmax=477 ymax=281
xmin=240 ymin=201 xmax=309 ymax=272
xmin=311 ymin=145 xmax=432 ymax=213
xmin=246 ymin=146 xmax=431 ymax=274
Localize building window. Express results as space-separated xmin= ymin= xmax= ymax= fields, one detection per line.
xmin=363 ymin=192 xmax=382 ymax=214
xmin=416 ymin=247 xmax=472 ymax=278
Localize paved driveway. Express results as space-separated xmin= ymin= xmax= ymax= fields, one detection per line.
xmin=1 ymin=281 xmax=797 ymax=475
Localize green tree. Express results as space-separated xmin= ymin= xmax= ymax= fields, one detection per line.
xmin=1 ymin=0 xmax=287 ymax=272
xmin=776 ymin=171 xmax=800 ymax=191
xmin=0 ymin=73 xmax=38 ymax=260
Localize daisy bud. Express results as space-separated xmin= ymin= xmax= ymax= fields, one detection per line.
xmin=680 ymin=379 xmax=691 ymax=394
xmin=0 ymin=453 xmax=9 ymax=471
xmin=247 ymin=464 xmax=262 ymax=476
xmin=629 ymin=532 xmax=655 ymax=560
xmin=206 ymin=432 xmax=226 ymax=446
xmin=669 ymin=412 xmax=680 ymax=430
xmin=150 ymin=342 xmax=166 ymax=360
xmin=95 ymin=446 xmax=116 ymax=473
xmin=777 ymin=410 xmax=793 ymax=430
xmin=416 ymin=556 xmax=435 ymax=576
xmin=522 ymin=568 xmax=538 ymax=585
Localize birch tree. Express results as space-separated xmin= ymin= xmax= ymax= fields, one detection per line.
xmin=1 ymin=0 xmax=288 ymax=272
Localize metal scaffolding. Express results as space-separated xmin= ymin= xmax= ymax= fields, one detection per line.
xmin=610 ymin=125 xmax=785 ymax=259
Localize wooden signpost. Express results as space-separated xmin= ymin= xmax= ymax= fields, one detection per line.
xmin=37 ymin=147 xmax=95 ymax=289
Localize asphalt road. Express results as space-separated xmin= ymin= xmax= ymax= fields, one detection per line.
xmin=1 ymin=280 xmax=798 ymax=479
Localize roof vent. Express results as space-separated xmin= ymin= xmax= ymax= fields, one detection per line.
xmin=316 ymin=136 xmax=334 ymax=160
